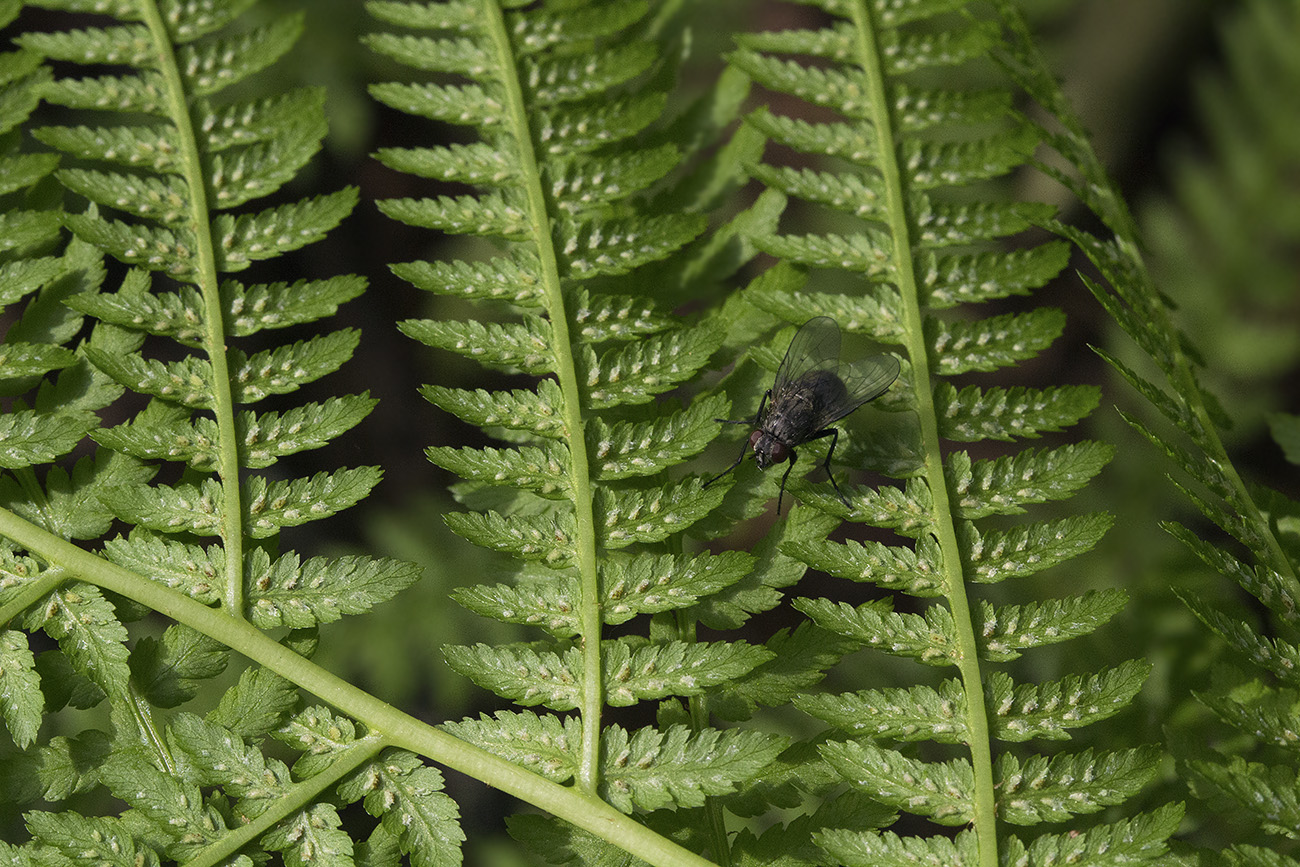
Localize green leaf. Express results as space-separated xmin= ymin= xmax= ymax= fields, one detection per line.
xmin=392 ymin=254 xmax=545 ymax=306
xmin=99 ymin=747 xmax=226 ymax=858
xmin=989 ymin=659 xmax=1151 ymax=741
xmin=0 ymin=408 xmax=95 ymax=468
xmin=797 ymin=679 xmax=968 ymax=744
xmin=784 ymin=535 xmax=945 ymax=597
xmin=444 ymin=640 xmax=772 ymax=710
xmin=245 ymin=550 xmax=423 ymax=629
xmin=537 ymin=91 xmax=668 ymax=153
xmin=935 ymin=383 xmax=1099 ymax=442
xmin=444 ymin=510 xmax=577 ymax=566
xmin=958 ymin=513 xmax=1113 ymax=583
xmin=84 ymin=347 xmax=215 ymax=407
xmin=442 ymin=643 xmax=581 ymax=710
xmin=225 ymin=275 xmax=367 ymax=335
xmin=34 ymin=123 xmax=179 ymax=171
xmin=100 ymin=478 xmax=225 ymax=536
xmin=1187 ymin=756 xmax=1300 ymax=840
xmin=178 ymin=14 xmax=304 ymax=97
xmin=264 ymin=803 xmax=356 ymax=867
xmin=1269 ymin=412 xmax=1300 ymax=465
xmin=427 ymin=442 xmax=570 ymax=497
xmin=451 ymin=576 xmax=581 ymax=637
xmin=595 ymin=479 xmax=725 ymax=547
xmin=25 ymin=583 xmax=130 ymax=701
xmin=208 ymin=666 xmax=300 ymax=742
xmin=129 ymin=624 xmax=228 ymax=707
xmin=1197 ymin=678 xmax=1300 ymax=751
xmin=602 ymin=639 xmax=773 ymax=706
xmin=25 ymin=729 xmax=112 ymax=803
xmin=274 ymin=705 xmax=364 ymax=779
xmin=423 ymin=380 xmax=567 ymax=439
xmin=979 ymin=590 xmax=1129 ymax=661
xmin=921 ymin=243 xmax=1070 ymax=308
xmin=927 ymin=308 xmax=1065 ymax=375
xmin=229 ymin=329 xmax=360 ymax=402
xmin=102 ymin=531 xmax=223 ymax=604
xmin=581 ymin=325 xmax=722 ymax=408
xmin=0 ymin=629 xmax=42 ymax=748
xmin=378 ymin=192 xmax=530 ymax=240
xmin=587 ymin=395 xmax=727 ymax=479
xmin=400 ymin=317 xmax=554 ymax=374
xmin=713 ymin=623 xmax=857 ymax=722
xmin=238 ymin=395 xmax=378 ymax=467
xmin=996 ymin=747 xmax=1161 ymax=824
xmin=599 ymin=725 xmax=789 ymax=813
xmin=340 ymin=749 xmax=464 ymax=867
xmin=213 ymin=188 xmax=358 ymax=271
xmin=947 ymin=442 xmax=1114 ymax=519
xmin=244 ymin=467 xmax=382 ymax=537
xmin=26 ymin=812 xmax=161 ymax=867
xmin=600 ymin=550 xmax=755 ymax=624
xmin=814 ymin=828 xmax=978 ymax=867
xmin=820 ymin=740 xmax=973 ymax=825
xmin=794 ymin=598 xmax=957 ymax=666
xmin=441 ymin=711 xmax=579 ymax=784
xmin=1005 ymin=803 xmax=1183 ymax=867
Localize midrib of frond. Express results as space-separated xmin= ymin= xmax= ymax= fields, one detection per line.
xmin=848 ymin=2 xmax=997 ymax=859
xmin=139 ymin=1 xmax=245 ymax=617
xmin=478 ymin=0 xmax=604 ymax=793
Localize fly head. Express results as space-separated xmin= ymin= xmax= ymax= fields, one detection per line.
xmin=750 ymin=430 xmax=789 ymax=470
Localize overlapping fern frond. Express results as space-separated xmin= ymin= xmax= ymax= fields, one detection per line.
xmin=714 ymin=1 xmax=1181 ymax=863
xmin=0 ymin=3 xmax=442 ymax=865
xmin=997 ymin=0 xmax=1300 ymax=859
xmin=367 ymin=0 xmax=788 ymax=859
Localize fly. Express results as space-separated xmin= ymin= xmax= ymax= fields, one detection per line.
xmin=705 ymin=316 xmax=900 ymax=514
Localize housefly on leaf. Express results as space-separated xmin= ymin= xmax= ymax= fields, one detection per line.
xmin=705 ymin=316 xmax=900 ymax=514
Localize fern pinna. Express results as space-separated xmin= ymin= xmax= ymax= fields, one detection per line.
xmin=999 ymin=2 xmax=1300 ymax=859
xmin=0 ymin=2 xmax=452 ymax=865
xmin=367 ymin=0 xmax=790 ymax=862
xmin=719 ymin=1 xmax=1182 ymax=864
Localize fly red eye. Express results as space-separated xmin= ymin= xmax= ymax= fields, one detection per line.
xmin=749 ymin=430 xmax=764 ymax=448
xmin=767 ymin=441 xmax=789 ymax=462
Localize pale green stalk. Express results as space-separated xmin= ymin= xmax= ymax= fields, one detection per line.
xmin=477 ymin=0 xmax=606 ymax=793
xmin=849 ymin=2 xmax=999 ymax=861
xmin=0 ymin=505 xmax=716 ymax=867
xmin=138 ymin=0 xmax=246 ymax=618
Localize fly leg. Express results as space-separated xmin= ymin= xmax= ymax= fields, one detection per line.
xmin=712 ymin=390 xmax=769 ymax=427
xmin=776 ymin=448 xmax=797 ymax=515
xmin=704 ymin=390 xmax=770 ymax=489
xmin=805 ymin=427 xmax=850 ymax=507
xmin=704 ymin=436 xmax=751 ymax=489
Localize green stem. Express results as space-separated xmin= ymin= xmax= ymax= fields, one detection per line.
xmin=478 ymin=0 xmax=604 ymax=793
xmin=0 ymin=506 xmax=717 ymax=867
xmin=186 ymin=736 xmax=389 ymax=867
xmin=138 ymin=0 xmax=245 ymax=618
xmin=849 ymin=2 xmax=998 ymax=862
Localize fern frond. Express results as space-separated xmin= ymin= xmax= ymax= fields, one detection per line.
xmin=715 ymin=1 xmax=1163 ymax=862
xmin=369 ymin=2 xmax=796 ymax=859
xmin=994 ymin=0 xmax=1300 ymax=854
xmin=0 ymin=3 xmax=452 ymax=866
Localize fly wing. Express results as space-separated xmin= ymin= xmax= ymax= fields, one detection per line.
xmin=810 ymin=352 xmax=901 ymax=428
xmin=772 ymin=316 xmax=841 ymax=398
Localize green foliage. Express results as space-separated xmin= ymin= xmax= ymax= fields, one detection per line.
xmin=0 ymin=1 xmax=450 ymax=865
xmin=713 ymin=0 xmax=1171 ymax=863
xmin=0 ymin=0 xmax=1292 ymax=865
xmin=994 ymin=0 xmax=1300 ymax=857
xmin=368 ymin=1 xmax=796 ymax=860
